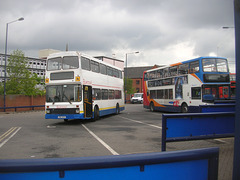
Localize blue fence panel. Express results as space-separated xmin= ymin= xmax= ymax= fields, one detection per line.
xmin=0 ymin=148 xmax=219 ymax=180
xmin=200 ymin=104 xmax=235 ymax=113
xmin=162 ymin=112 xmax=235 ymax=151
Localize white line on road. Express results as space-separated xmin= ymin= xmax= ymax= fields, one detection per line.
xmin=119 ymin=116 xmax=162 ymax=129
xmin=0 ymin=127 xmax=22 ymax=148
xmin=81 ymin=124 xmax=119 ymax=155
xmin=213 ymin=139 xmax=226 ymax=143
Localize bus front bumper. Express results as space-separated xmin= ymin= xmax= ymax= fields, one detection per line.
xmin=45 ymin=113 xmax=85 ymax=120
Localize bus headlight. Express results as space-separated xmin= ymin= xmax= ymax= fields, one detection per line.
xmin=76 ymin=109 xmax=80 ymax=114
xmin=46 ymin=109 xmax=50 ymax=114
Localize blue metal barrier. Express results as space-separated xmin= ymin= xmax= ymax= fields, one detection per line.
xmin=0 ymin=148 xmax=219 ymax=180
xmin=162 ymin=112 xmax=235 ymax=151
xmin=200 ymin=104 xmax=235 ymax=113
xmin=0 ymin=105 xmax=44 ymax=112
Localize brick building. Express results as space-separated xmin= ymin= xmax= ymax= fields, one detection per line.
xmin=124 ymin=65 xmax=160 ymax=103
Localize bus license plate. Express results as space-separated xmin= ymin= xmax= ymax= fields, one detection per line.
xmin=58 ymin=116 xmax=66 ymax=119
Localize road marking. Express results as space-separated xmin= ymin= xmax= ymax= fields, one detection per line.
xmin=81 ymin=124 xmax=119 ymax=155
xmin=213 ymin=139 xmax=226 ymax=143
xmin=119 ymin=116 xmax=162 ymax=129
xmin=0 ymin=127 xmax=21 ymax=148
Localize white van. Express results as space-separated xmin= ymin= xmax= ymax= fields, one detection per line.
xmin=131 ymin=93 xmax=143 ymax=104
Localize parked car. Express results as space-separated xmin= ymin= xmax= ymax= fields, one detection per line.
xmin=131 ymin=93 xmax=143 ymax=104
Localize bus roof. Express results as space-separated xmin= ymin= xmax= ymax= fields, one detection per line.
xmin=145 ymin=56 xmax=227 ymax=73
xmin=173 ymin=56 xmax=227 ymax=66
xmin=47 ymin=51 xmax=122 ymax=71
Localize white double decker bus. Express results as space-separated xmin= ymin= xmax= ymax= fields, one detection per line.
xmin=45 ymin=51 xmax=125 ymax=121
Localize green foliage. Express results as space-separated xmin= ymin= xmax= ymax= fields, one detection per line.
xmin=2 ymin=50 xmax=45 ymax=96
xmin=0 ymin=82 xmax=3 ymax=95
xmin=124 ymin=78 xmax=135 ymax=95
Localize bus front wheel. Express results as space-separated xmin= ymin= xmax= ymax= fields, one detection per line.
xmin=181 ymin=103 xmax=188 ymax=113
xmin=150 ymin=102 xmax=154 ymax=112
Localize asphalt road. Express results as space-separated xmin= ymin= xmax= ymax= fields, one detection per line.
xmin=0 ymin=104 xmax=234 ymax=179
xmin=0 ymin=104 xmax=163 ymax=159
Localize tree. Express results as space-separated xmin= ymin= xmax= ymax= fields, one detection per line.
xmin=124 ymin=78 xmax=135 ymax=95
xmin=3 ymin=50 xmax=44 ymax=95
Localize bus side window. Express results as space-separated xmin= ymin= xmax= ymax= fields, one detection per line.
xmin=107 ymin=67 xmax=113 ymax=76
xmin=191 ymin=87 xmax=201 ymax=99
xmin=179 ymin=63 xmax=189 ymax=75
xmin=150 ymin=90 xmax=156 ymax=99
xmin=100 ymin=64 xmax=107 ymax=75
xmin=189 ymin=61 xmax=199 ymax=73
xmin=204 ymin=87 xmax=211 ymax=95
xmin=156 ymin=70 xmax=162 ymax=78
xmin=212 ymin=88 xmax=217 ymax=98
xmin=81 ymin=57 xmax=90 ymax=70
xmin=163 ymin=68 xmax=169 ymax=77
xmin=169 ymin=66 xmax=178 ymax=76
xmin=91 ymin=61 xmax=100 ymax=73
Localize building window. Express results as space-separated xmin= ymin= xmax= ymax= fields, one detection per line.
xmin=136 ymin=80 xmax=140 ymax=85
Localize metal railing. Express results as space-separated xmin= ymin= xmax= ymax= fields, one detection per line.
xmin=0 ymin=105 xmax=45 ymax=112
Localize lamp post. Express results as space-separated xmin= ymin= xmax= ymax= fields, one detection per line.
xmin=3 ymin=17 xmax=24 ymax=112
xmin=124 ymin=51 xmax=139 ymax=103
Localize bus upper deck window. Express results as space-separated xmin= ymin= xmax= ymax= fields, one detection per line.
xmin=216 ymin=59 xmax=228 ymax=72
xmin=63 ymin=56 xmax=79 ymax=69
xmin=189 ymin=61 xmax=199 ymax=73
xmin=178 ymin=63 xmax=189 ymax=75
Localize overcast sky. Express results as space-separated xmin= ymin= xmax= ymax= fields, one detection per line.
xmin=0 ymin=0 xmax=236 ymax=71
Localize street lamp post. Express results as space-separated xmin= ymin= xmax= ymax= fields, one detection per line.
xmin=125 ymin=51 xmax=139 ymax=103
xmin=3 ymin=17 xmax=24 ymax=112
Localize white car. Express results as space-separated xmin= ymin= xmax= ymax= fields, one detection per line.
xmin=131 ymin=93 xmax=143 ymax=104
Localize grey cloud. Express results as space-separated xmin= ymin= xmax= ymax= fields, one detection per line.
xmin=0 ymin=0 xmax=235 ymax=71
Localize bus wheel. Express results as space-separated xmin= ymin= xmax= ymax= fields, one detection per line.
xmin=116 ymin=103 xmax=120 ymax=115
xmin=181 ymin=103 xmax=188 ymax=113
xmin=93 ymin=106 xmax=99 ymax=121
xmin=150 ymin=102 xmax=154 ymax=112
xmin=64 ymin=119 xmax=69 ymax=122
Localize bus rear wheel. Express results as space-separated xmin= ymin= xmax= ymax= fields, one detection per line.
xmin=181 ymin=103 xmax=188 ymax=113
xmin=116 ymin=103 xmax=120 ymax=115
xmin=93 ymin=106 xmax=99 ymax=121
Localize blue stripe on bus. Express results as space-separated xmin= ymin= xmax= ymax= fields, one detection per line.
xmin=45 ymin=106 xmax=125 ymax=120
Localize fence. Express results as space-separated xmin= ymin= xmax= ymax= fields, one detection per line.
xmin=200 ymin=104 xmax=235 ymax=113
xmin=0 ymin=147 xmax=219 ymax=180
xmin=161 ymin=112 xmax=235 ymax=151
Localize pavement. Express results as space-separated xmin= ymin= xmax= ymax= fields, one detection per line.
xmin=165 ymin=137 xmax=234 ymax=180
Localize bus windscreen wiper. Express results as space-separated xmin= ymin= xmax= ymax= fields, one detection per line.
xmin=63 ymin=92 xmax=72 ymax=104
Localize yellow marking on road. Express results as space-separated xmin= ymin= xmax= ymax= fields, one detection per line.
xmin=0 ymin=127 xmax=21 ymax=148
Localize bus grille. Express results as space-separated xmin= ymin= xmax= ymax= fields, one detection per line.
xmin=47 ymin=108 xmax=78 ymax=114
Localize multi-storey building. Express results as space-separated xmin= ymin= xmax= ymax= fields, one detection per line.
xmin=0 ymin=53 xmax=46 ymax=82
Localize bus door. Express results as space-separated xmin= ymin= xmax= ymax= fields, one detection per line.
xmin=83 ymin=85 xmax=92 ymax=118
